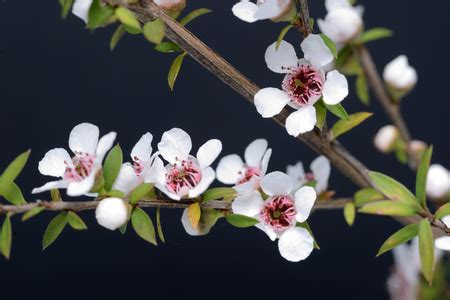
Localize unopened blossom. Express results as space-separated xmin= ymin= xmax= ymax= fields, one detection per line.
xmin=146 ymin=128 xmax=222 ymax=200
xmin=232 ymin=0 xmax=295 ymax=23
xmin=435 ymin=215 xmax=450 ymax=251
xmin=426 ymin=164 xmax=450 ymax=200
xmin=95 ymin=197 xmax=130 ymax=230
xmin=286 ymin=156 xmax=330 ymax=194
xmin=232 ymin=171 xmax=317 ymax=262
xmin=373 ymin=125 xmax=399 ymax=153
xmin=318 ymin=0 xmax=364 ymax=45
xmin=255 ymin=34 xmax=349 ymax=136
xmin=383 ymin=55 xmax=418 ymax=98
xmin=409 ymin=140 xmax=427 ymax=159
xmin=33 ymin=123 xmax=116 ymax=197
xmin=216 ymin=139 xmax=272 ymax=193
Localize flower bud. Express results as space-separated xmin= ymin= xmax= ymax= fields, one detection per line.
xmin=409 ymin=140 xmax=427 ymax=159
xmin=383 ymin=55 xmax=417 ymax=99
xmin=373 ymin=125 xmax=399 ymax=153
xmin=426 ymin=164 xmax=450 ymax=200
xmin=154 ymin=0 xmax=186 ymax=18
xmin=267 ymin=0 xmax=297 ymax=23
xmin=317 ymin=5 xmax=363 ymax=44
xmin=95 ymin=197 xmax=130 ymax=230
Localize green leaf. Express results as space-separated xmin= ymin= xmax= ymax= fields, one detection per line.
xmin=22 ymin=206 xmax=45 ymax=222
xmin=435 ymin=203 xmax=450 ymax=220
xmin=377 ymin=223 xmax=419 ymax=257
xmin=324 ymin=102 xmax=349 ymax=120
xmin=369 ymin=171 xmax=419 ymax=206
xmin=67 ymin=211 xmax=88 ymax=230
xmin=59 ymin=0 xmax=74 ymax=19
xmin=194 ymin=208 xmax=223 ymax=235
xmin=50 ymin=189 xmax=62 ymax=202
xmin=2 ymin=182 xmax=26 ymax=205
xmin=395 ymin=141 xmax=409 ymax=164
xmin=115 ymin=7 xmax=141 ymax=34
xmin=179 ymin=8 xmax=212 ymax=27
xmin=143 ymin=19 xmax=166 ymax=45
xmin=319 ymin=34 xmax=337 ymax=58
xmin=42 ymin=213 xmax=67 ymax=250
xmin=0 ymin=150 xmax=31 ymax=190
xmin=344 ymin=202 xmax=356 ymax=226
xmin=167 ymin=52 xmax=187 ymax=91
xmin=156 ymin=208 xmax=165 ymax=243
xmin=354 ymin=187 xmax=384 ymax=207
xmin=314 ymin=101 xmax=327 ymax=130
xmin=129 ymin=183 xmax=154 ymax=205
xmin=355 ymin=73 xmax=369 ymax=105
xmin=154 ymin=42 xmax=181 ymax=53
xmin=296 ymin=221 xmax=320 ymax=249
xmin=131 ymin=207 xmax=157 ymax=245
xmin=202 ymin=187 xmax=236 ymax=202
xmin=226 ymin=214 xmax=258 ymax=228
xmin=359 ymin=200 xmax=418 ymax=217
xmin=103 ymin=144 xmax=123 ymax=192
xmin=331 ymin=112 xmax=373 ymax=140
xmin=110 ymin=25 xmax=126 ymax=51
xmin=416 ymin=146 xmax=433 ymax=208
xmin=360 ymin=28 xmax=393 ymax=44
xmin=119 ymin=223 xmax=127 ymax=235
xmin=87 ymin=0 xmax=115 ymax=29
xmin=2 ymin=216 xmax=12 ymax=259
xmin=106 ymin=189 xmax=126 ymax=198
xmin=418 ymin=219 xmax=434 ymax=285
xmin=276 ymin=24 xmax=293 ymax=50
xmin=336 ymin=46 xmax=361 ymax=76
xmin=186 ymin=202 xmax=201 ymax=230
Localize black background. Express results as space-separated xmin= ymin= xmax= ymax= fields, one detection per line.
xmin=1 ymin=0 xmax=449 ymax=299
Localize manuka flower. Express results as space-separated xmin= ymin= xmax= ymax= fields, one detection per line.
xmin=255 ymin=34 xmax=349 ymax=136
xmin=383 ymin=55 xmax=418 ymax=99
xmin=232 ymin=0 xmax=295 ymax=23
xmin=286 ymin=156 xmax=330 ymax=194
xmin=95 ymin=197 xmax=130 ymax=231
xmin=426 ymin=164 xmax=450 ymax=200
xmin=373 ymin=125 xmax=399 ymax=153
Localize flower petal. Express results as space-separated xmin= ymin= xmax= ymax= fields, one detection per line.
xmin=66 ymin=171 xmax=97 ymax=197
xmin=322 ymin=70 xmax=349 ymax=105
xmin=131 ymin=132 xmax=153 ymax=164
xmin=96 ymin=132 xmax=117 ymax=163
xmin=144 ymin=156 xmax=166 ymax=186
xmin=32 ymin=180 xmax=69 ymax=194
xmin=254 ymin=88 xmax=291 ymax=118
xmin=158 ymin=128 xmax=192 ymax=164
xmin=233 ymin=178 xmax=259 ymax=194
xmin=231 ymin=1 xmax=258 ymax=23
xmin=265 ymin=40 xmax=298 ymax=74
xmin=260 ymin=148 xmax=272 ymax=175
xmin=254 ymin=0 xmax=286 ymax=20
xmin=69 ymin=123 xmax=100 ymax=155
xmin=216 ymin=154 xmax=244 ymax=185
xmin=286 ymin=161 xmax=306 ymax=188
xmin=294 ymin=186 xmax=317 ymax=222
xmin=260 ymin=171 xmax=293 ymax=196
xmin=188 ymin=167 xmax=216 ymax=198
xmin=244 ymin=139 xmax=268 ymax=168
xmin=285 ymin=105 xmax=317 ymax=136
xmin=325 ymin=0 xmax=351 ymax=12
xmin=38 ymin=148 xmax=72 ymax=177
xmin=112 ymin=163 xmax=140 ymax=194
xmin=196 ymin=139 xmax=222 ymax=168
xmin=435 ymin=237 xmax=450 ymax=251
xmin=231 ymin=190 xmax=264 ymax=217
xmin=72 ymin=0 xmax=93 ymax=23
xmin=310 ymin=156 xmax=331 ymax=194
xmin=301 ymin=34 xmax=334 ymax=70
xmin=278 ymin=227 xmax=314 ymax=262
xmin=255 ymin=222 xmax=277 ymax=241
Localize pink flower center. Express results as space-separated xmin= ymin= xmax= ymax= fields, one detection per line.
xmin=282 ymin=65 xmax=323 ymax=106
xmin=305 ymin=172 xmax=315 ymax=181
xmin=63 ymin=152 xmax=95 ymax=182
xmin=132 ymin=156 xmax=144 ymax=176
xmin=166 ymin=159 xmax=202 ymax=195
xmin=237 ymin=166 xmax=262 ymax=185
xmin=260 ymin=196 xmax=296 ymax=232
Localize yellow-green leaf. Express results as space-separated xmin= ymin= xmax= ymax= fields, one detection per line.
xmin=356 ymin=73 xmax=369 ymax=105
xmin=416 ymin=146 xmax=433 ymax=208
xmin=129 ymin=183 xmax=154 ymax=205
xmin=179 ymin=8 xmax=212 ymax=27
xmin=156 ymin=208 xmax=165 ymax=243
xmin=51 ymin=189 xmax=62 ymax=202
xmin=0 ymin=150 xmax=31 ymax=190
xmin=360 ymin=28 xmax=393 ymax=44
xmin=187 ymin=202 xmax=201 ymax=230
xmin=324 ymin=102 xmax=349 ymax=120
xmin=435 ymin=203 xmax=450 ymax=220
xmin=276 ymin=24 xmax=293 ymax=50
xmin=359 ymin=200 xmax=418 ymax=217
xmin=131 ymin=207 xmax=157 ymax=245
xmin=2 ymin=182 xmax=26 ymax=205
xmin=344 ymin=202 xmax=356 ymax=226
xmin=154 ymin=41 xmax=181 ymax=53
xmin=22 ymin=206 xmax=45 ymax=222
xmin=42 ymin=212 xmax=67 ymax=250
xmin=67 ymin=211 xmax=88 ymax=230
xmin=202 ymin=187 xmax=236 ymax=202
xmin=103 ymin=144 xmax=123 ymax=191
xmin=1 ymin=216 xmax=12 ymax=259
xmin=167 ymin=52 xmax=187 ymax=91
xmin=87 ymin=0 xmax=115 ymax=29
xmin=314 ymin=100 xmax=327 ymax=130
xmin=369 ymin=171 xmax=419 ymax=206
xmin=331 ymin=112 xmax=372 ymax=140
xmin=143 ymin=19 xmax=166 ymax=44
xmin=110 ymin=25 xmax=126 ymax=51
xmin=418 ymin=219 xmax=434 ymax=285
xmin=354 ymin=187 xmax=384 ymax=207
xmin=377 ymin=223 xmax=419 ymax=257
xmin=226 ymin=214 xmax=258 ymax=228
xmin=59 ymin=0 xmax=74 ymax=19
xmin=115 ymin=7 xmax=141 ymax=34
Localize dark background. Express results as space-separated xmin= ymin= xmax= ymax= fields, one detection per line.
xmin=1 ymin=0 xmax=449 ymax=298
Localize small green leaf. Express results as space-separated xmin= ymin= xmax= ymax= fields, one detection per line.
xmin=22 ymin=206 xmax=45 ymax=222
xmin=106 ymin=189 xmax=126 ymax=198
xmin=42 ymin=212 xmax=67 ymax=250
xmin=154 ymin=42 xmax=181 ymax=53
xmin=418 ymin=219 xmax=434 ymax=285
xmin=359 ymin=200 xmax=419 ymax=216
xmin=167 ymin=52 xmax=187 ymax=91
xmin=355 ymin=73 xmax=369 ymax=105
xmin=143 ymin=19 xmax=166 ymax=44
xmin=319 ymin=34 xmax=337 ymax=58
xmin=296 ymin=221 xmax=320 ymax=249
xmin=377 ymin=223 xmax=419 ymax=257
xmin=435 ymin=203 xmax=450 ymax=220
xmin=226 ymin=214 xmax=258 ymax=228
xmin=314 ymin=101 xmax=327 ymax=130
xmin=110 ymin=25 xmax=126 ymax=51
xmin=115 ymin=7 xmax=141 ymax=34
xmin=87 ymin=0 xmax=115 ymax=29
xmin=179 ymin=8 xmax=212 ymax=27
xmin=50 ymin=189 xmax=62 ymax=202
xmin=416 ymin=146 xmax=433 ymax=208
xmin=156 ymin=208 xmax=165 ymax=243
xmin=360 ymin=28 xmax=393 ymax=44
xmin=0 ymin=150 xmax=31 ymax=189
xmin=202 ymin=187 xmax=236 ymax=202
xmin=331 ymin=112 xmax=373 ymax=140
xmin=2 ymin=182 xmax=26 ymax=205
xmin=59 ymin=0 xmax=74 ymax=19
xmin=131 ymin=207 xmax=157 ymax=245
xmin=354 ymin=187 xmax=384 ymax=207
xmin=276 ymin=24 xmax=293 ymax=50
xmin=369 ymin=171 xmax=419 ymax=206
xmin=2 ymin=216 xmax=12 ymax=259
xmin=67 ymin=211 xmax=88 ymax=230
xmin=395 ymin=141 xmax=409 ymax=164
xmin=344 ymin=202 xmax=356 ymax=226
xmin=324 ymin=102 xmax=349 ymax=120
xmin=103 ymin=144 xmax=123 ymax=192
xmin=119 ymin=223 xmax=127 ymax=235
xmin=129 ymin=183 xmax=154 ymax=205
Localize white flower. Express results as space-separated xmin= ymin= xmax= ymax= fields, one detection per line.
xmin=95 ymin=197 xmax=129 ymax=230
xmin=373 ymin=125 xmax=399 ymax=153
xmin=286 ymin=156 xmax=330 ymax=194
xmin=255 ymin=35 xmax=349 ymax=136
xmin=232 ymin=0 xmax=293 ymax=23
xmin=317 ymin=0 xmax=364 ymax=45
xmin=232 ymin=171 xmax=317 ymax=262
xmin=146 ymin=128 xmax=222 ymax=200
xmin=33 ymin=123 xmax=116 ymax=197
xmin=216 ymin=139 xmax=272 ymax=194
xmin=426 ymin=164 xmax=450 ymax=200
xmin=383 ymin=55 xmax=418 ymax=92
xmin=72 ymin=0 xmax=93 ymax=23
xmin=435 ymin=215 xmax=450 ymax=251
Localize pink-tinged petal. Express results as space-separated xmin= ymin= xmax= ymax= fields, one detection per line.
xmin=72 ymin=0 xmax=93 ymax=23
xmin=96 ymin=132 xmax=117 ymax=163
xmin=278 ymin=227 xmax=314 ymax=262
xmin=322 ymin=70 xmax=349 ymax=105
xmin=188 ymin=167 xmax=215 ymax=198
xmin=285 ymin=105 xmax=317 ymax=136
xmin=216 ymin=154 xmax=244 ymax=185
xmin=66 ymin=171 xmax=96 ymax=197
xmin=196 ymin=139 xmax=222 ymax=168
xmin=254 ymin=88 xmax=290 ymax=118
xmin=112 ymin=163 xmax=140 ymax=194
xmin=301 ymin=34 xmax=334 ymax=70
xmin=233 ymin=177 xmax=259 ymax=194
xmin=294 ymin=186 xmax=317 ymax=222
xmin=232 ymin=1 xmax=258 ymax=23
xmin=144 ymin=156 xmax=166 ymax=186
xmin=157 ymin=184 xmax=181 ymax=201
xmin=158 ymin=128 xmax=192 ymax=164
xmin=260 ymin=148 xmax=272 ymax=175
xmin=69 ymin=123 xmax=99 ymax=155
xmin=310 ymin=156 xmax=331 ymax=194
xmin=260 ymin=171 xmax=293 ymax=196
xmin=232 ymin=190 xmax=264 ymax=217
xmin=244 ymin=139 xmax=268 ymax=168
xmin=265 ymin=40 xmax=298 ymax=74
xmin=131 ymin=132 xmax=153 ymax=164
xmin=32 ymin=180 xmax=69 ymax=194
xmin=38 ymin=148 xmax=72 ymax=177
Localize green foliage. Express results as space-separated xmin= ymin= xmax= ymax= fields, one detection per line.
xmin=22 ymin=206 xmax=45 ymax=222
xmin=2 ymin=183 xmax=26 ymax=205
xmin=195 ymin=208 xmax=223 ymax=235
xmin=377 ymin=223 xmax=419 ymax=257
xmin=355 ymin=73 xmax=369 ymax=105
xmin=435 ymin=203 xmax=450 ymax=220
xmin=168 ymin=52 xmax=187 ymax=91
xmin=1 ymin=216 xmax=12 ymax=259
xmin=110 ymin=25 xmax=126 ymax=51
xmin=67 ymin=211 xmax=88 ymax=230
xmin=418 ymin=219 xmax=434 ymax=285
xmin=103 ymin=144 xmax=123 ymax=192
xmin=42 ymin=212 xmax=67 ymax=250
xmin=324 ymin=102 xmax=349 ymax=120
xmin=154 ymin=42 xmax=181 ymax=53
xmin=416 ymin=146 xmax=433 ymax=208
xmin=0 ymin=150 xmax=30 ymax=190
xmin=106 ymin=189 xmax=126 ymax=198
xmin=129 ymin=183 xmax=154 ymax=205
xmin=87 ymin=0 xmax=115 ymax=29
xmin=394 ymin=140 xmax=409 ymax=165
xmin=59 ymin=0 xmax=74 ymax=19
xmin=156 ymin=208 xmax=165 ymax=243
xmin=115 ymin=7 xmax=141 ymax=34
xmin=368 ymin=171 xmax=419 ymax=206
xmin=319 ymin=34 xmax=337 ymax=58
xmin=354 ymin=187 xmax=384 ymax=207
xmin=344 ymin=202 xmax=355 ymax=226
xmin=359 ymin=200 xmax=419 ymax=217
xmin=331 ymin=112 xmax=372 ymax=140
xmin=276 ymin=24 xmax=293 ymax=50
xmin=226 ymin=214 xmax=258 ymax=228
xmin=179 ymin=8 xmax=212 ymax=27
xmin=186 ymin=202 xmax=201 ymax=229
xmin=143 ymin=19 xmax=166 ymax=45
xmin=336 ymin=46 xmax=361 ymax=76
xmin=51 ymin=189 xmax=62 ymax=202
xmin=131 ymin=207 xmax=157 ymax=245
xmin=314 ymin=101 xmax=327 ymax=130
xmin=359 ymin=28 xmax=393 ymax=44
xmin=202 ymin=187 xmax=236 ymax=202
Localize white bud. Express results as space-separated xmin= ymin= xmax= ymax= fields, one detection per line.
xmin=383 ymin=55 xmax=417 ymax=98
xmin=317 ymin=7 xmax=363 ymax=44
xmin=95 ymin=197 xmax=129 ymax=230
xmin=373 ymin=125 xmax=399 ymax=153
xmin=409 ymin=140 xmax=427 ymax=159
xmin=426 ymin=165 xmax=450 ymax=200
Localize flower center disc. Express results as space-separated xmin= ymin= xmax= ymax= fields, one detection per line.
xmin=166 ymin=159 xmax=202 ymax=195
xmin=64 ymin=152 xmax=95 ymax=182
xmin=237 ymin=166 xmax=262 ymax=185
xmin=260 ymin=196 xmax=296 ymax=231
xmin=282 ymin=65 xmax=323 ymax=106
